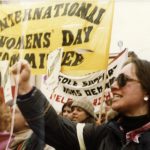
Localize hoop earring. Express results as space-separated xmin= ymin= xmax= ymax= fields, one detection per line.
xmin=144 ymin=96 xmax=149 ymax=101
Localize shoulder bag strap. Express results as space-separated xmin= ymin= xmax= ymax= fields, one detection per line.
xmin=76 ymin=123 xmax=86 ymax=150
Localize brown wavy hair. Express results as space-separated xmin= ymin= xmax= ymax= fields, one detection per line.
xmin=124 ymin=58 xmax=150 ymax=116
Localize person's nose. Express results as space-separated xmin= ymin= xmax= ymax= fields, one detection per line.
xmin=63 ymin=112 xmax=68 ymax=117
xmin=111 ymin=79 xmax=119 ymax=91
xmin=72 ymin=109 xmax=77 ymax=115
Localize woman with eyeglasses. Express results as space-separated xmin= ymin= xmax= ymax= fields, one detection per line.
xmin=11 ymin=58 xmax=150 ymax=150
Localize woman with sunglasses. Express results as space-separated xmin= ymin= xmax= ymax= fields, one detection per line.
xmin=11 ymin=58 xmax=150 ymax=150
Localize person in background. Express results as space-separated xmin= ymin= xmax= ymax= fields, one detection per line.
xmin=10 ymin=106 xmax=55 ymax=150
xmin=9 ymin=106 xmax=32 ymax=149
xmin=128 ymin=51 xmax=138 ymax=60
xmin=11 ymin=58 xmax=150 ymax=150
xmin=103 ymin=99 xmax=118 ymax=124
xmin=61 ymin=100 xmax=73 ymax=120
xmin=0 ymin=99 xmax=11 ymax=150
xmin=0 ymin=101 xmax=11 ymax=132
xmin=71 ymin=98 xmax=96 ymax=124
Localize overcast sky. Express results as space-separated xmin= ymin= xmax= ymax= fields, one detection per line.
xmin=110 ymin=0 xmax=150 ymax=60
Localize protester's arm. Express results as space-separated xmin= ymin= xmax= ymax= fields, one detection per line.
xmin=17 ymin=87 xmax=80 ymax=149
xmin=11 ymin=60 xmax=80 ymax=149
xmin=10 ymin=59 xmax=33 ymax=95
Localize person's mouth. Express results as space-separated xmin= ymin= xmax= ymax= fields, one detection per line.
xmin=72 ymin=116 xmax=78 ymax=120
xmin=112 ymin=93 xmax=122 ymax=102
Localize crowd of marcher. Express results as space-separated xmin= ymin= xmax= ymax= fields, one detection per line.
xmin=0 ymin=51 xmax=150 ymax=150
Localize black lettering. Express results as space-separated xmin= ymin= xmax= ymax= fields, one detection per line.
xmin=82 ymin=81 xmax=87 ymax=87
xmin=108 ymin=68 xmax=113 ymax=77
xmin=105 ymin=82 xmax=110 ymax=89
xmin=84 ymin=26 xmax=93 ymax=42
xmin=72 ymin=53 xmax=83 ymax=66
xmin=6 ymin=38 xmax=16 ymax=49
xmin=8 ymin=14 xmax=15 ymax=27
xmin=24 ymin=53 xmax=36 ymax=68
xmin=62 ymin=51 xmax=83 ymax=66
xmin=54 ymin=4 xmax=64 ymax=17
xmin=33 ymin=33 xmax=42 ymax=48
xmin=94 ymin=8 xmax=105 ymax=24
xmin=85 ymin=90 xmax=92 ymax=96
xmin=25 ymin=34 xmax=32 ymax=49
xmin=63 ymin=87 xmax=82 ymax=96
xmin=2 ymin=52 xmax=9 ymax=60
xmin=73 ymin=81 xmax=78 ymax=86
xmin=91 ymin=88 xmax=98 ymax=95
xmin=86 ymin=6 xmax=98 ymax=23
xmin=68 ymin=3 xmax=79 ymax=16
xmin=0 ymin=36 xmax=8 ymax=47
xmin=75 ymin=3 xmax=92 ymax=19
xmin=62 ymin=78 xmax=70 ymax=84
xmin=61 ymin=3 xmax=70 ymax=16
xmin=62 ymin=30 xmax=74 ymax=46
xmin=93 ymin=77 xmax=101 ymax=84
xmin=15 ymin=10 xmax=22 ymax=24
xmin=42 ymin=6 xmax=52 ymax=19
xmin=39 ymin=53 xmax=47 ymax=68
xmin=108 ymin=65 xmax=117 ymax=77
xmin=62 ymin=51 xmax=74 ymax=66
xmin=76 ymin=90 xmax=82 ymax=96
xmin=33 ymin=7 xmax=44 ymax=20
xmin=9 ymin=54 xmax=19 ymax=66
xmin=58 ymin=75 xmax=63 ymax=82
xmin=23 ymin=8 xmax=32 ymax=21
xmin=73 ymin=29 xmax=82 ymax=45
xmin=113 ymin=65 xmax=117 ymax=70
xmin=43 ymin=32 xmax=51 ymax=48
xmin=109 ymin=76 xmax=115 ymax=86
xmin=0 ymin=18 xmax=9 ymax=32
xmin=14 ymin=36 xmax=24 ymax=49
xmin=0 ymin=52 xmax=2 ymax=58
xmin=97 ymin=86 xmax=103 ymax=93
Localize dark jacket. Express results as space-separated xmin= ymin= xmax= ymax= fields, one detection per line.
xmin=17 ymin=87 xmax=150 ymax=150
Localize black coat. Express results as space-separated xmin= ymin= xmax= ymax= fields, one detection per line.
xmin=17 ymin=87 xmax=150 ymax=150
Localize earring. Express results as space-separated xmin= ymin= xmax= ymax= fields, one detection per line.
xmin=144 ymin=96 xmax=149 ymax=101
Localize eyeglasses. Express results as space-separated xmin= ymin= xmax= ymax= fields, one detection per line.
xmin=115 ymin=73 xmax=140 ymax=88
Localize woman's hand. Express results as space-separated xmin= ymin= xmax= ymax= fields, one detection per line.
xmin=10 ymin=59 xmax=33 ymax=95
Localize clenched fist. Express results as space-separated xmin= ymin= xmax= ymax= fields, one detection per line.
xmin=10 ymin=59 xmax=33 ymax=95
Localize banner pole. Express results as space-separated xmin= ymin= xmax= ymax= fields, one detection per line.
xmin=98 ymin=69 xmax=107 ymax=124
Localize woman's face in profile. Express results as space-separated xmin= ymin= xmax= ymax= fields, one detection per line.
xmin=72 ymin=106 xmax=89 ymax=123
xmin=111 ymin=63 xmax=148 ymax=116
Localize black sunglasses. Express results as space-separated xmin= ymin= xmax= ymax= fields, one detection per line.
xmin=115 ymin=73 xmax=140 ymax=88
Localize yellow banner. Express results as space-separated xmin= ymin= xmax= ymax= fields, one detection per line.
xmin=0 ymin=0 xmax=114 ymax=75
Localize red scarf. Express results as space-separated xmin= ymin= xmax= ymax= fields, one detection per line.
xmin=126 ymin=122 xmax=150 ymax=143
